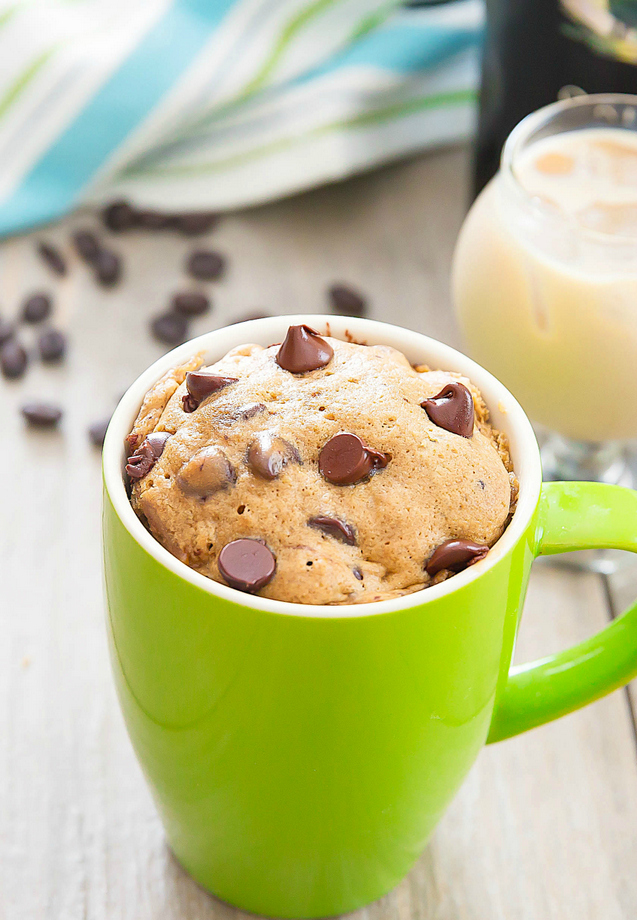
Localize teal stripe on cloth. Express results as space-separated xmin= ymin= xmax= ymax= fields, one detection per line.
xmin=0 ymin=0 xmax=234 ymax=236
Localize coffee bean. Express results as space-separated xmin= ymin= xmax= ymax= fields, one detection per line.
xmin=0 ymin=317 xmax=14 ymax=345
xmin=137 ymin=209 xmax=171 ymax=231
xmin=247 ymin=432 xmax=299 ymax=479
xmin=318 ymin=432 xmax=390 ymax=485
xmin=309 ymin=515 xmax=356 ymax=545
xmin=186 ymin=250 xmax=226 ymax=281
xmin=421 ymin=382 xmax=474 ymax=438
xmin=88 ymin=417 xmax=111 ymax=448
xmin=38 ymin=328 xmax=66 ymax=362
xmin=171 ymin=291 xmax=210 ymax=317
xmin=218 ymin=539 xmax=276 ymax=593
xmin=21 ymin=402 xmax=63 ymax=427
xmin=177 ymin=446 xmax=236 ymax=497
xmin=276 ymin=325 xmax=333 ymax=374
xmin=172 ymin=211 xmax=219 ymax=236
xmin=328 ymin=283 xmax=367 ymax=316
xmin=37 ymin=242 xmax=66 ymax=277
xmin=1 ymin=339 xmax=27 ymax=378
xmin=22 ymin=293 xmax=52 ymax=324
xmin=73 ymin=229 xmax=100 ymax=263
xmin=94 ymin=249 xmax=121 ymax=286
xmin=151 ymin=312 xmax=189 ymax=346
xmin=182 ymin=371 xmax=238 ymax=412
xmin=102 ymin=200 xmax=137 ymax=232
xmin=425 ymin=539 xmax=489 ymax=576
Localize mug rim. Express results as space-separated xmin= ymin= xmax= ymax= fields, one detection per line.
xmin=103 ymin=315 xmax=542 ymax=618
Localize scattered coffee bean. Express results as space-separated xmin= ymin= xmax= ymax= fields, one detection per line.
xmin=37 ymin=241 xmax=66 ymax=277
xmin=218 ymin=539 xmax=276 ymax=593
xmin=186 ymin=249 xmax=226 ymax=281
xmin=172 ymin=211 xmax=219 ymax=236
xmin=425 ymin=539 xmax=489 ymax=576
xmin=1 ymin=339 xmax=27 ymax=379
xmin=151 ymin=312 xmax=189 ymax=346
xmin=22 ymin=293 xmax=52 ymax=324
xmin=247 ymin=432 xmax=299 ymax=480
xmin=137 ymin=209 xmax=171 ymax=231
xmin=421 ymin=382 xmax=474 ymax=438
xmin=309 ymin=515 xmax=356 ymax=545
xmin=171 ymin=291 xmax=210 ymax=317
xmin=177 ymin=446 xmax=236 ymax=497
xmin=182 ymin=371 xmax=238 ymax=412
xmin=126 ymin=431 xmax=170 ymax=480
xmin=93 ymin=249 xmax=122 ymax=287
xmin=328 ymin=283 xmax=367 ymax=316
xmin=319 ymin=432 xmax=390 ymax=485
xmin=0 ymin=316 xmax=13 ymax=345
xmin=73 ymin=229 xmax=100 ymax=263
xmin=276 ymin=324 xmax=333 ymax=374
xmin=88 ymin=417 xmax=111 ymax=448
xmin=102 ymin=200 xmax=137 ymax=233
xmin=38 ymin=328 xmax=66 ymax=362
xmin=21 ymin=402 xmax=63 ymax=427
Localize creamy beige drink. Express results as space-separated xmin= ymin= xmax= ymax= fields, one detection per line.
xmin=453 ymin=107 xmax=637 ymax=443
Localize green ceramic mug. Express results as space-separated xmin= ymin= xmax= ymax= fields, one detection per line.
xmin=103 ymin=315 xmax=637 ymax=919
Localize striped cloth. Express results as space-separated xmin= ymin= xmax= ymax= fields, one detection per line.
xmin=0 ymin=0 xmax=483 ymax=236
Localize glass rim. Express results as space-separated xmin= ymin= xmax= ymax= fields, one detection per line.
xmin=500 ymin=93 xmax=637 ymax=248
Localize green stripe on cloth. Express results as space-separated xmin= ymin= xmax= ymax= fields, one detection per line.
xmin=0 ymin=46 xmax=56 ymax=121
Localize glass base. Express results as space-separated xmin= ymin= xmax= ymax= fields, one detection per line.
xmin=540 ymin=434 xmax=637 ymax=574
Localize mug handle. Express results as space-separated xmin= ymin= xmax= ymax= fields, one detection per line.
xmin=488 ymin=481 xmax=637 ymax=743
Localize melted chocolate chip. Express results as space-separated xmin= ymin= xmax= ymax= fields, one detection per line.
xmin=38 ymin=329 xmax=66 ymax=362
xmin=353 ymin=567 xmax=364 ymax=581
xmin=21 ymin=402 xmax=63 ymax=427
xmin=328 ymin=283 xmax=367 ymax=317
xmin=73 ymin=230 xmax=100 ymax=263
xmin=102 ymin=200 xmax=137 ymax=233
xmin=236 ymin=403 xmax=266 ymax=420
xmin=171 ymin=291 xmax=210 ymax=316
xmin=1 ymin=340 xmax=27 ymax=379
xmin=37 ymin=242 xmax=66 ymax=277
xmin=425 ymin=539 xmax=489 ymax=576
xmin=309 ymin=515 xmax=356 ymax=545
xmin=218 ymin=539 xmax=276 ymax=592
xmin=177 ymin=446 xmax=236 ymax=497
xmin=247 ymin=432 xmax=299 ymax=479
xmin=182 ymin=372 xmax=239 ymax=412
xmin=186 ymin=250 xmax=226 ymax=281
xmin=276 ymin=325 xmax=333 ymax=374
xmin=421 ymin=382 xmax=474 ymax=438
xmin=22 ymin=293 xmax=52 ymax=324
xmin=319 ymin=432 xmax=390 ymax=485
xmin=126 ymin=431 xmax=170 ymax=480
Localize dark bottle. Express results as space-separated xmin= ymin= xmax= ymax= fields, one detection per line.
xmin=473 ymin=0 xmax=637 ymax=196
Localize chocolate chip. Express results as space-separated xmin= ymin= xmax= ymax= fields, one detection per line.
xmin=309 ymin=515 xmax=356 ymax=545
xmin=1 ymin=339 xmax=27 ymax=379
xmin=22 ymin=293 xmax=52 ymax=324
xmin=218 ymin=539 xmax=276 ymax=592
xmin=182 ymin=371 xmax=238 ymax=412
xmin=126 ymin=431 xmax=170 ymax=480
xmin=21 ymin=402 xmax=62 ymax=427
xmin=0 ymin=317 xmax=13 ymax=345
xmin=172 ymin=212 xmax=219 ymax=236
xmin=88 ymin=417 xmax=111 ymax=448
xmin=421 ymin=382 xmax=474 ymax=438
xmin=73 ymin=230 xmax=100 ymax=263
xmin=275 ymin=325 xmax=333 ymax=374
xmin=177 ymin=446 xmax=236 ymax=496
xmin=37 ymin=242 xmax=66 ymax=277
xmin=328 ymin=283 xmax=367 ymax=316
xmin=137 ymin=209 xmax=171 ymax=231
xmin=319 ymin=432 xmax=390 ymax=485
xmin=94 ymin=249 xmax=121 ymax=287
xmin=151 ymin=312 xmax=189 ymax=346
xmin=425 ymin=539 xmax=489 ymax=576
xmin=236 ymin=403 xmax=266 ymax=420
xmin=38 ymin=328 xmax=66 ymax=362
xmin=171 ymin=291 xmax=210 ymax=317
xmin=186 ymin=250 xmax=226 ymax=281
xmin=353 ymin=566 xmax=363 ymax=581
xmin=102 ymin=200 xmax=137 ymax=232
xmin=247 ymin=432 xmax=299 ymax=479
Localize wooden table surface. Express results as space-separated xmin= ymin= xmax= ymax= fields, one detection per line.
xmin=1 ymin=146 xmax=636 ymax=920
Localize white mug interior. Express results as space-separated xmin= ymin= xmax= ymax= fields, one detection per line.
xmin=103 ymin=315 xmax=542 ymax=618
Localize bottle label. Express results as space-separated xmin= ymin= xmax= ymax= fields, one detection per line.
xmin=560 ymin=1 xmax=637 ymax=64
